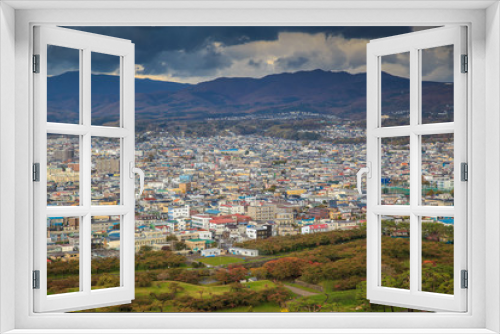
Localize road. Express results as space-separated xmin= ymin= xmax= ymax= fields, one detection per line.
xmin=283 ymin=284 xmax=319 ymax=297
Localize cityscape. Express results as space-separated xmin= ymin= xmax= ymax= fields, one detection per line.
xmin=44 ymin=26 xmax=455 ymax=312
xmin=46 ymin=112 xmax=455 ymax=312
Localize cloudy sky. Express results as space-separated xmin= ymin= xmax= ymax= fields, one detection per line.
xmin=48 ymin=26 xmax=451 ymax=84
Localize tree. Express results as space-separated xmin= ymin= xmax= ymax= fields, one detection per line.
xmin=136 ymin=272 xmax=154 ymax=287
xmin=168 ymin=281 xmax=184 ymax=295
xmin=263 ymin=257 xmax=306 ymax=280
xmin=96 ymin=274 xmax=120 ymax=288
xmin=166 ymin=234 xmax=178 ymax=242
xmin=266 ymin=289 xmax=290 ymax=308
xmin=216 ymin=266 xmax=247 ymax=284
xmin=174 ymin=242 xmax=187 ymax=251
xmin=228 ymin=266 xmax=247 ymax=282
xmin=250 ymin=267 xmax=268 ymax=279
xmin=149 ymin=292 xmax=175 ymax=312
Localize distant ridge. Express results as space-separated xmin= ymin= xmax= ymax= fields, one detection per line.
xmin=47 ymin=69 xmax=452 ymax=124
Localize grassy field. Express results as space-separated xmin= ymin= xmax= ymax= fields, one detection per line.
xmin=217 ymin=302 xmax=282 ymax=312
xmin=135 ymin=280 xmax=278 ymax=300
xmin=285 ymin=282 xmax=322 ymax=293
xmin=83 ymin=279 xmax=281 ymax=313
xmin=197 ymin=256 xmax=245 ymax=266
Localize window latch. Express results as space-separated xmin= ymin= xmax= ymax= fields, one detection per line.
xmin=356 ymin=162 xmax=372 ymax=195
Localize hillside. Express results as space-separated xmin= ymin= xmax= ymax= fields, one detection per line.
xmin=47 ymin=69 xmax=453 ymax=125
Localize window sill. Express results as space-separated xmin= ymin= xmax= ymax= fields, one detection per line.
xmin=4 ymin=329 xmax=498 ymax=334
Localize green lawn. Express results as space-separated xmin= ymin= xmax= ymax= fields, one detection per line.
xmin=135 ymin=280 xmax=278 ymax=300
xmin=197 ymin=256 xmax=245 ymax=266
xmin=217 ymin=302 xmax=282 ymax=312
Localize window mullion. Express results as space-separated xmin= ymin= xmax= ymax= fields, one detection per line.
xmin=409 ymin=47 xmax=420 ymax=294
xmin=81 ymin=47 xmax=92 ymax=294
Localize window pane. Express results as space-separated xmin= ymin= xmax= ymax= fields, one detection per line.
xmin=381 ymin=137 xmax=410 ymax=205
xmin=47 ymin=134 xmax=80 ymax=206
xmin=381 ymin=52 xmax=410 ymax=127
xmin=91 ymin=137 xmax=121 ymax=205
xmin=421 ymin=134 xmax=454 ymax=206
xmin=381 ymin=215 xmax=410 ymax=289
xmin=91 ymin=215 xmax=121 ymax=290
xmin=47 ymin=45 xmax=80 ymax=124
xmin=47 ymin=217 xmax=80 ymax=295
xmin=421 ymin=45 xmax=454 ymax=124
xmin=92 ymin=52 xmax=121 ymax=126
xmin=421 ymin=216 xmax=454 ymax=295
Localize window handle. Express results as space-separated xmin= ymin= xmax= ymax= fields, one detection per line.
xmin=129 ymin=162 xmax=145 ymax=198
xmin=356 ymin=162 xmax=371 ymax=195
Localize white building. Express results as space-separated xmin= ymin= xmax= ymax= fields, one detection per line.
xmin=301 ymin=223 xmax=329 ymax=234
xmin=246 ymin=225 xmax=258 ymax=239
xmin=167 ymin=205 xmax=190 ymax=220
xmin=191 ymin=214 xmax=211 ymax=230
xmin=197 ymin=230 xmax=212 ymax=240
xmin=336 ymin=220 xmax=359 ymax=230
xmin=228 ymin=247 xmax=259 ymax=257
xmin=219 ymin=204 xmax=245 ymax=214
xmin=200 ymin=248 xmax=221 ymax=257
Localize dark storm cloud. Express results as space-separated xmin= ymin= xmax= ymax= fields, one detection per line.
xmin=51 ymin=26 xmax=433 ymax=81
xmin=421 ymin=45 xmax=454 ymax=82
xmin=68 ymin=26 xmax=415 ymax=60
xmin=47 ymin=45 xmax=80 ymax=76
xmin=275 ymin=55 xmax=309 ymax=71
xmin=247 ymin=59 xmax=262 ymax=68
xmin=143 ymin=43 xmax=233 ymax=77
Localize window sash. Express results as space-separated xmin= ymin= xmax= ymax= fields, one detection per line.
xmin=366 ymin=26 xmax=468 ymax=312
xmin=32 ymin=26 xmax=136 ymax=313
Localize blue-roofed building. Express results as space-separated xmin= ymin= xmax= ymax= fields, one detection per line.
xmin=180 ymin=174 xmax=193 ymax=182
xmin=439 ymin=218 xmax=454 ymax=225
xmin=108 ymin=231 xmax=120 ymax=241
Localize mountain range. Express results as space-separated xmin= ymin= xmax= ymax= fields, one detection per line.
xmin=47 ymin=69 xmax=452 ymax=125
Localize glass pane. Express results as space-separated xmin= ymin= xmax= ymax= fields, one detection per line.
xmin=421 ymin=45 xmax=454 ymax=124
xmin=421 ymin=134 xmax=454 ymax=206
xmin=381 ymin=52 xmax=410 ymax=127
xmin=47 ymin=216 xmax=80 ymax=295
xmin=47 ymin=134 xmax=80 ymax=206
xmin=421 ymin=216 xmax=454 ymax=294
xmin=381 ymin=215 xmax=410 ymax=289
xmin=91 ymin=137 xmax=121 ymax=205
xmin=91 ymin=215 xmax=121 ymax=290
xmin=92 ymin=52 xmax=121 ymax=126
xmin=381 ymin=136 xmax=410 ymax=205
xmin=47 ymin=45 xmax=80 ymax=124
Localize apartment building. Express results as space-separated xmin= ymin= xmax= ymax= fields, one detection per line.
xmin=247 ymin=204 xmax=277 ymax=221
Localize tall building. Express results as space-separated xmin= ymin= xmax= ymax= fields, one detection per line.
xmin=247 ymin=204 xmax=277 ymax=221
xmin=54 ymin=149 xmax=75 ymax=162
xmin=179 ymin=182 xmax=191 ymax=194
xmin=96 ymin=158 xmax=120 ymax=174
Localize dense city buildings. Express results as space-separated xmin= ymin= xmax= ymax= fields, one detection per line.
xmin=46 ymin=115 xmax=454 ymax=261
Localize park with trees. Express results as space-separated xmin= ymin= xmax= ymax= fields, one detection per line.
xmin=46 ymin=223 xmax=454 ymax=312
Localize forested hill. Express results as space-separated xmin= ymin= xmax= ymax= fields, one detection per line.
xmin=48 ymin=69 xmax=452 ymax=125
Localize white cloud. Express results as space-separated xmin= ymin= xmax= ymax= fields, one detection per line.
xmin=90 ymin=30 xmax=453 ymax=84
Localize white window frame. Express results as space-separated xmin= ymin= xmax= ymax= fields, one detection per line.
xmin=33 ymin=26 xmax=136 ymax=313
xmin=366 ymin=26 xmax=467 ymax=312
xmin=0 ymin=1 xmax=499 ymax=333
